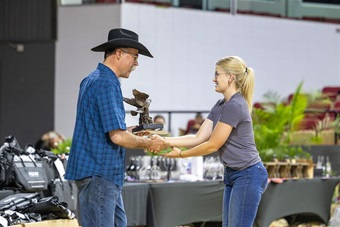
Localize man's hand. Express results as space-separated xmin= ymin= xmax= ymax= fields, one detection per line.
xmin=147 ymin=135 xmax=169 ymax=153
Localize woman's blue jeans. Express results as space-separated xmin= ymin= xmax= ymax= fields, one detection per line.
xmin=222 ymin=162 xmax=268 ymax=227
xmin=77 ymin=176 xmax=127 ymax=227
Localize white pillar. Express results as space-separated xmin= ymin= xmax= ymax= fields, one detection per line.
xmin=230 ymin=0 xmax=237 ymax=16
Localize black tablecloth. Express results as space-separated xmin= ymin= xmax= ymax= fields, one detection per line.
xmin=122 ymin=182 xmax=150 ymax=226
xmin=254 ymin=178 xmax=340 ymax=227
xmin=147 ymin=181 xmax=224 ymax=227
xmin=123 ymin=178 xmax=340 ymax=227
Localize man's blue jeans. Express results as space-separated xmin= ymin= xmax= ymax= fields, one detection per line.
xmin=222 ymin=162 xmax=268 ymax=227
xmin=77 ymin=176 xmax=127 ymax=227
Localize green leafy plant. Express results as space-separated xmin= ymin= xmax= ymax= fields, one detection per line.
xmin=51 ymin=138 xmax=72 ymax=155
xmin=252 ymin=82 xmax=311 ymax=162
xmin=331 ymin=115 xmax=340 ymax=144
xmin=333 ymin=116 xmax=340 ymax=134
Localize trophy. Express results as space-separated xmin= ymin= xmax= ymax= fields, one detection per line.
xmin=124 ymin=89 xmax=164 ymax=133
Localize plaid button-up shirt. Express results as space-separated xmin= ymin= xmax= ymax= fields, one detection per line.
xmin=65 ymin=63 xmax=127 ymax=187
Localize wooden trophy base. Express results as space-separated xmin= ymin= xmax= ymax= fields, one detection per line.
xmin=132 ymin=123 xmax=168 ymax=136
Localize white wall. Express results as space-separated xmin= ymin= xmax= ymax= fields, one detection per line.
xmin=56 ymin=3 xmax=340 ymax=138
xmin=56 ymin=4 xmax=121 ymax=137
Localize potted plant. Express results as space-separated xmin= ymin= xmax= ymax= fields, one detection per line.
xmin=51 ymin=138 xmax=72 ymax=155
xmin=252 ymin=81 xmax=311 ymax=162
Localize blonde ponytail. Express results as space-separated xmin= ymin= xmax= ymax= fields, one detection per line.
xmin=240 ymin=67 xmax=254 ymax=113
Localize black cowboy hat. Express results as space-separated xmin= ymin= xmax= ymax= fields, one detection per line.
xmin=91 ymin=28 xmax=153 ymax=58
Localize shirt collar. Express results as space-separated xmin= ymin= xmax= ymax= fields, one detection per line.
xmin=97 ymin=63 xmax=121 ymax=85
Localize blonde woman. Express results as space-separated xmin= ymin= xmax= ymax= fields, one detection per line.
xmin=163 ymin=56 xmax=268 ymax=227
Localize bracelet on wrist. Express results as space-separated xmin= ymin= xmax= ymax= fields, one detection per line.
xmin=179 ymin=150 xmax=184 ymax=158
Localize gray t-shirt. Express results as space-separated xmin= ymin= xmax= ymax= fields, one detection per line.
xmin=207 ymin=92 xmax=261 ymax=169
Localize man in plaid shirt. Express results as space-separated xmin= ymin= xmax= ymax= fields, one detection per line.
xmin=65 ymin=28 xmax=168 ymax=227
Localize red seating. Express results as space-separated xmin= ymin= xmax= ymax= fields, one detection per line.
xmin=214 ymin=7 xmax=230 ymax=13
xmin=305 ymin=101 xmax=331 ymax=120
xmin=302 ymin=16 xmax=325 ymax=22
xmin=298 ymin=117 xmax=320 ymax=130
xmin=124 ymin=0 xmax=148 ymax=3
xmin=321 ymin=86 xmax=340 ymax=101
xmin=96 ymin=0 xmax=118 ymax=2
xmin=287 ymin=94 xmax=294 ymax=104
xmin=253 ymin=102 xmax=276 ymax=110
xmin=334 ymin=101 xmax=340 ymax=110
xmin=253 ymin=102 xmax=264 ymax=109
xmin=330 ymin=101 xmax=340 ymax=120
xmin=323 ymin=18 xmax=340 ymax=24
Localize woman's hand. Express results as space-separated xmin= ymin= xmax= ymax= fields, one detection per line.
xmin=164 ymin=147 xmax=181 ymax=158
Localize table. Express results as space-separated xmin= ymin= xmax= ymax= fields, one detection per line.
xmin=148 ymin=181 xmax=224 ymax=227
xmin=254 ymin=178 xmax=340 ymax=227
xmin=122 ymin=178 xmax=340 ymax=227
xmin=122 ymin=182 xmax=150 ymax=226
xmin=18 ymin=175 xmax=339 ymax=226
